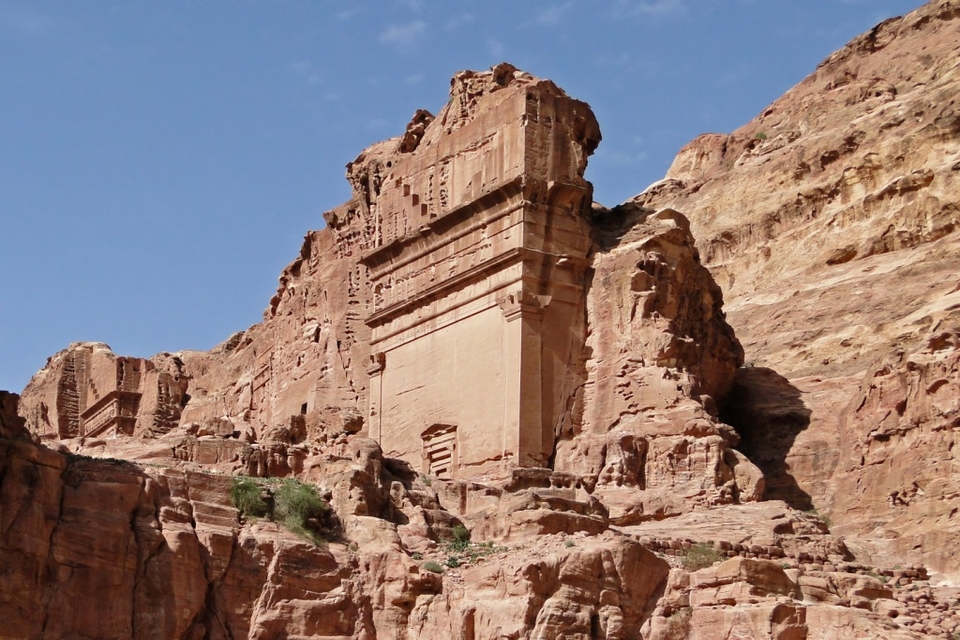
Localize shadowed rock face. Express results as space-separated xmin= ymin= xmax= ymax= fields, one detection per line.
xmin=637 ymin=0 xmax=960 ymax=579
xmin=0 ymin=391 xmax=26 ymax=438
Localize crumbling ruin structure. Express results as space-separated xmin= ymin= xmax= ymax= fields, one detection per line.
xmin=21 ymin=342 xmax=187 ymax=439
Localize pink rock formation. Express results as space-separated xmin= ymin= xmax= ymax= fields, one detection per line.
xmin=0 ymin=415 xmax=674 ymax=639
xmin=359 ymin=64 xmax=600 ymax=475
xmin=19 ymin=342 xmax=188 ymax=439
xmin=7 ymin=62 xmax=765 ymax=638
xmin=4 ymin=424 xmax=948 ymax=638
xmin=6 ymin=1 xmax=960 ymax=631
xmin=635 ymin=0 xmax=960 ymax=579
xmin=555 ymin=205 xmax=760 ymax=523
xmin=830 ymin=329 xmax=960 ymax=579
xmin=20 ymin=62 xmax=752 ymax=512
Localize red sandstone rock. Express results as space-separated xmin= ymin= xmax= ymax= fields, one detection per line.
xmin=19 ymin=342 xmax=188 ymax=439
xmin=22 ymin=62 xmax=747 ymax=521
xmin=636 ymin=0 xmax=960 ymax=580
xmin=554 ymin=205 xmax=759 ymax=522
xmin=0 ymin=426 xmax=678 ymax=639
xmin=0 ymin=390 xmax=26 ymax=438
xmin=7 ymin=2 xmax=960 ymax=631
xmin=829 ymin=328 xmax=960 ymax=580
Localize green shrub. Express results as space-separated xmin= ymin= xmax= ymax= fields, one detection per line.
xmin=460 ymin=540 xmax=505 ymax=562
xmin=805 ymin=508 xmax=832 ymax=528
xmin=274 ymin=479 xmax=327 ymax=532
xmin=231 ymin=478 xmax=269 ymax=518
xmin=449 ymin=524 xmax=470 ymax=552
xmin=681 ymin=543 xmax=724 ymax=571
xmin=65 ymin=452 xmax=132 ymax=467
xmin=423 ymin=560 xmax=444 ymax=573
xmin=754 ymin=131 xmax=768 ymax=140
xmin=445 ymin=555 xmax=461 ymax=568
xmin=231 ymin=477 xmax=328 ymax=544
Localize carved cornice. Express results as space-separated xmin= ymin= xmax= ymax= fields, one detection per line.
xmin=498 ymin=291 xmax=551 ymax=322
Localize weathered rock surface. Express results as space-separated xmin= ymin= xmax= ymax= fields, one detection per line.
xmin=6 ymin=1 xmax=960 ymax=634
xmin=7 ymin=63 xmax=759 ymax=639
xmin=555 ymin=205 xmax=759 ymax=523
xmin=830 ymin=328 xmax=960 ymax=580
xmin=22 ymin=62 xmax=754 ymax=519
xmin=19 ymin=342 xmax=188 ymax=439
xmin=636 ymin=0 xmax=960 ymax=580
xmin=6 ymin=420 xmax=955 ymax=639
xmin=0 ymin=389 xmax=27 ymax=438
xmin=0 ymin=424 xmax=676 ymax=639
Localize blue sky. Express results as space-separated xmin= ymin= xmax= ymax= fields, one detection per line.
xmin=0 ymin=0 xmax=924 ymax=392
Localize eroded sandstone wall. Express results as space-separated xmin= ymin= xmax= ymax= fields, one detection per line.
xmin=20 ymin=63 xmax=753 ymax=508
xmin=555 ymin=206 xmax=757 ymax=523
xmin=636 ymin=0 xmax=960 ymax=577
xmin=19 ymin=342 xmax=188 ymax=439
xmin=0 ymin=401 xmax=678 ymax=640
xmin=7 ymin=34 xmax=960 ymax=634
xmin=359 ymin=64 xmax=601 ymax=476
xmin=2 ymin=417 xmax=941 ymax=639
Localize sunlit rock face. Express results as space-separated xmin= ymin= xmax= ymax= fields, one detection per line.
xmin=635 ymin=0 xmax=960 ymax=578
xmin=10 ymin=1 xmax=960 ymax=630
xmin=19 ymin=342 xmax=188 ymax=440
xmin=357 ymin=63 xmax=601 ymax=478
xmin=19 ymin=63 xmax=747 ymax=501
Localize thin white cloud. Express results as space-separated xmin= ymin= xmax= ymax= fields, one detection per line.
xmin=379 ymin=20 xmax=427 ymax=47
xmin=405 ymin=73 xmax=424 ymax=85
xmin=444 ymin=12 xmax=475 ymax=30
xmin=711 ymin=63 xmax=752 ymax=90
xmin=536 ymin=3 xmax=573 ymax=25
xmin=596 ymin=52 xmax=633 ymax=68
xmin=487 ymin=38 xmax=505 ymax=58
xmin=637 ymin=0 xmax=687 ymax=16
xmin=290 ymin=61 xmax=323 ymax=86
xmin=601 ymin=148 xmax=649 ymax=166
xmin=599 ymin=136 xmax=650 ymax=166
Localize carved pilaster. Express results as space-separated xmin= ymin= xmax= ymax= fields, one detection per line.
xmin=367 ymin=352 xmax=385 ymax=444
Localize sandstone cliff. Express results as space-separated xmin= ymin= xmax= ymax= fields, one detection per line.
xmin=3 ymin=401 xmax=946 ymax=639
xmin=634 ymin=0 xmax=960 ymax=582
xmin=18 ymin=63 xmax=757 ymax=515
xmin=4 ymin=1 xmax=960 ymax=635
